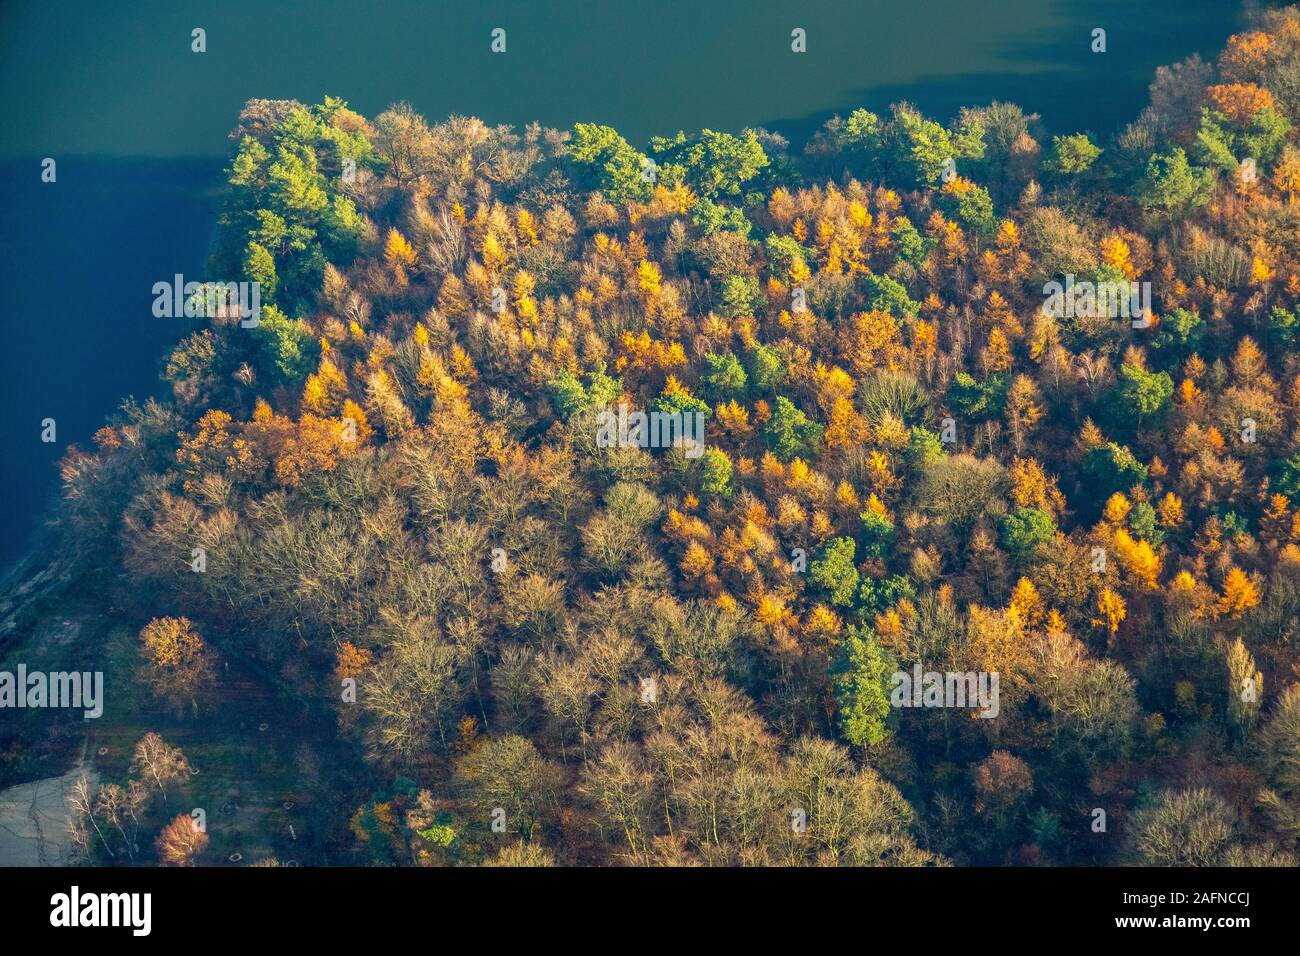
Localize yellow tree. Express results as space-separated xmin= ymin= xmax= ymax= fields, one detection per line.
xmin=385 ymin=227 xmax=417 ymax=268
xmin=1095 ymin=588 xmax=1127 ymax=635
xmin=1271 ymin=145 xmax=1300 ymax=204
xmin=1009 ymin=457 xmax=1066 ymax=515
xmin=1008 ymin=577 xmax=1045 ymax=629
xmin=139 ymin=617 xmax=216 ymax=713
xmin=1112 ymin=528 xmax=1162 ymax=590
xmin=1216 ymin=567 xmax=1260 ymax=617
xmin=1225 ymin=637 xmax=1263 ymax=734
xmin=156 ymin=813 xmax=209 ymax=866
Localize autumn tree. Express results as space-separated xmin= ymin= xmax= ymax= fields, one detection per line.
xmin=156 ymin=812 xmax=210 ymax=866
xmin=138 ymin=616 xmax=217 ymax=714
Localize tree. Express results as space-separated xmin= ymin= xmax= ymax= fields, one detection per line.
xmin=133 ymin=734 xmax=190 ymax=802
xmin=698 ymin=447 xmax=734 ymax=497
xmin=862 ymin=272 xmax=919 ymax=317
xmin=748 ymin=344 xmax=787 ymax=392
xmin=649 ymin=128 xmax=768 ymax=200
xmin=719 ymin=274 xmax=764 ymax=317
xmin=971 ymin=751 xmax=1034 ymax=818
xmin=1128 ymin=789 xmax=1237 ymax=866
xmin=763 ymin=396 xmax=822 ymax=462
xmin=384 ymin=227 xmax=417 ymax=267
xmin=1225 ymin=638 xmax=1262 ymax=736
xmin=809 ymin=538 xmax=860 ymax=608
xmin=156 ymin=812 xmax=209 ymax=866
xmin=1196 ymin=84 xmax=1291 ymax=170
xmin=701 ymin=352 xmax=748 ymax=401
xmin=1103 ymin=363 xmax=1174 ymax=433
xmin=850 ymin=103 xmax=986 ymax=189
xmin=860 ymin=495 xmax=896 ymax=557
xmin=779 ymin=737 xmax=931 ymax=865
xmin=1217 ymin=567 xmax=1260 ymax=617
xmin=1000 ymin=507 xmax=1056 ymax=559
xmin=455 ymin=735 xmax=560 ymax=841
xmin=830 ymin=626 xmax=895 ymax=747
xmin=373 ymin=102 xmax=439 ymax=185
xmin=916 ymin=454 xmax=1008 ymax=533
xmin=1152 ymin=307 xmax=1204 ymax=359
xmin=363 ymin=631 xmax=463 ymax=762
xmin=580 ymin=742 xmax=654 ymax=861
xmin=484 ymin=841 xmax=558 ymax=867
xmin=138 ymin=616 xmax=216 ymax=714
xmin=1136 ymin=148 xmax=1213 ymax=218
xmin=67 ymin=774 xmax=111 ymax=861
xmin=938 ymin=178 xmax=996 ymax=236
xmin=947 ymin=372 xmax=1008 ymax=421
xmin=1259 ymin=684 xmax=1300 ymax=797
xmin=1038 ymin=641 xmax=1138 ymax=763
xmin=252 ymin=304 xmax=319 ymax=385
xmin=1045 ymin=133 xmax=1101 ymax=175
xmin=1081 ymin=442 xmax=1148 ymax=503
xmin=547 ymin=366 xmax=622 ymax=419
xmin=1112 ymin=528 xmax=1162 ymax=590
xmin=243 ymin=241 xmax=278 ymax=297
xmin=569 ymin=123 xmax=651 ymax=203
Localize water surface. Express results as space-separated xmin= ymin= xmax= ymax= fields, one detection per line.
xmin=0 ymin=0 xmax=1246 ymax=567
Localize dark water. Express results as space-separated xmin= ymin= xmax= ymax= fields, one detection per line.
xmin=0 ymin=0 xmax=1247 ymax=568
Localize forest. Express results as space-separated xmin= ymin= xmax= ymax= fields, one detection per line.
xmin=24 ymin=6 xmax=1300 ymax=866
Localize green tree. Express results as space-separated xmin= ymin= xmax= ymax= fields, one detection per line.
xmin=1195 ymin=105 xmax=1290 ymax=172
xmin=547 ymin=366 xmax=622 ymax=419
xmin=860 ymin=507 xmax=896 ymax=557
xmin=699 ymin=447 xmax=733 ymax=496
xmin=863 ymin=272 xmax=920 ymax=317
xmin=719 ymin=274 xmax=763 ymax=317
xmin=1137 ymin=148 xmax=1213 ymax=218
xmin=947 ymin=372 xmax=1009 ymax=421
xmin=1082 ymin=442 xmax=1149 ymax=500
xmin=649 ymin=128 xmax=769 ymax=200
xmin=701 ymin=351 xmax=748 ymax=401
xmin=809 ymin=537 xmax=860 ymax=608
xmin=1045 ymin=133 xmax=1102 ymax=175
xmin=857 ymin=574 xmax=916 ymax=616
xmin=1103 ymin=363 xmax=1174 ymax=433
xmin=252 ymin=305 xmax=319 ymax=385
xmin=1152 ymin=307 xmax=1204 ymax=361
xmin=764 ymin=234 xmax=810 ymax=283
xmin=748 ymin=344 xmax=787 ymax=392
xmin=939 ymin=180 xmax=996 ymax=236
xmin=763 ymin=396 xmax=823 ymax=461
xmin=569 ymin=123 xmax=651 ymax=203
xmin=1000 ymin=507 xmax=1057 ymax=559
xmin=830 ymin=626 xmax=895 ymax=747
xmin=244 ymin=241 xmax=279 ymax=298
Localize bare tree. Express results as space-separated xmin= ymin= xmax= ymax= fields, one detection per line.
xmin=67 ymin=774 xmax=110 ymax=860
xmin=133 ymin=733 xmax=190 ymax=802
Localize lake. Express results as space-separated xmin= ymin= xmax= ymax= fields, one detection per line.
xmin=0 ymin=0 xmax=1246 ymax=569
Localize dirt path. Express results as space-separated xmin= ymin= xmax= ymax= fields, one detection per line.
xmin=0 ymin=757 xmax=95 ymax=865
